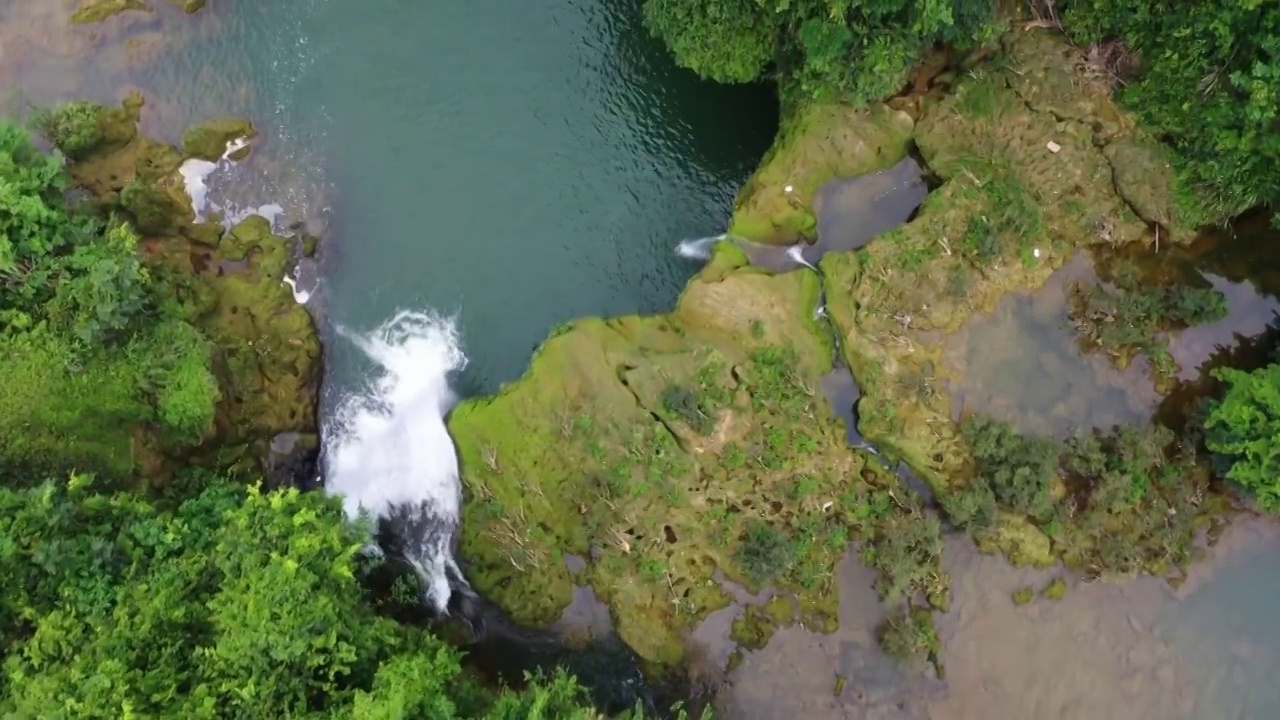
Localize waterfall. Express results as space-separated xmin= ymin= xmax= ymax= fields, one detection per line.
xmin=323 ymin=310 xmax=474 ymax=615
xmin=675 ymin=234 xmax=725 ymax=260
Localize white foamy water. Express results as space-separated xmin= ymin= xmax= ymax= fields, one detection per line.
xmin=324 ymin=310 xmax=469 ymax=612
xmin=676 ymin=234 xmax=724 ymax=260
xmin=179 ymin=137 xmax=250 ymax=222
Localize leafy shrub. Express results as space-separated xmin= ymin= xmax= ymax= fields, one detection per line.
xmin=735 ymin=518 xmax=794 ymax=585
xmin=642 ymin=0 xmax=1003 ymax=102
xmin=1205 ymin=364 xmax=1280 ymax=511
xmin=864 ymin=514 xmax=943 ymax=603
xmin=33 ymin=101 xmax=104 ymax=160
xmin=0 ymin=477 xmax=615 ymax=718
xmin=1063 ymin=0 xmax=1280 ymax=220
xmin=661 ymin=383 xmax=713 ymax=434
xmin=961 ymin=415 xmax=1058 ymax=519
xmin=877 ymin=606 xmax=938 ymax=669
xmin=941 ymin=476 xmax=997 ymax=531
xmin=139 ymin=319 xmax=221 ymax=447
xmin=0 ymin=119 xmax=220 ymax=472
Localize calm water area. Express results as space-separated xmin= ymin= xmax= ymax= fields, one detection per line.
xmin=2 ymin=2 xmax=1277 ymax=718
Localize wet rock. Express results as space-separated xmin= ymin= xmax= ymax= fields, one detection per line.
xmin=264 ymin=431 xmax=319 ymax=490
xmin=65 ymin=96 xmax=320 ymax=482
xmin=181 ymin=116 xmax=256 ymax=161
xmin=447 ymin=260 xmax=910 ymax=668
xmin=728 ymin=103 xmax=915 ymax=245
xmin=1104 ymin=136 xmax=1198 ymax=242
xmin=71 ymin=0 xmax=153 ymax=26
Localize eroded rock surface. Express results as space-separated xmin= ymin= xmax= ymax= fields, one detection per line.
xmin=69 ymin=95 xmax=319 ymax=481
xmin=448 ymin=29 xmax=1201 ymax=667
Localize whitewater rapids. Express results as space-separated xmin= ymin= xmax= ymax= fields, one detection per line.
xmin=323 ymin=309 xmax=473 ymax=614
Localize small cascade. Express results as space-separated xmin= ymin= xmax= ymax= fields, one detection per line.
xmin=179 ymin=137 xmax=250 ymax=223
xmin=684 ymin=158 xmax=937 ymax=505
xmin=675 ymin=234 xmax=726 ymax=260
xmin=323 ymin=310 xmax=476 ymax=615
xmin=179 ymin=138 xmax=316 ymax=307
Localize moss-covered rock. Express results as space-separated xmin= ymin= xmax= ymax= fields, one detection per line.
xmin=728 ymin=103 xmax=915 ymax=245
xmin=819 ymin=29 xmax=1189 ymax=567
xmin=449 ymin=258 xmax=941 ymax=668
xmin=181 ymin=117 xmax=256 ymax=161
xmin=1041 ymin=577 xmax=1067 ymax=600
xmin=156 ymin=215 xmax=320 ymax=475
xmin=71 ymin=0 xmax=152 ymax=25
xmin=65 ymin=96 xmax=319 ymax=482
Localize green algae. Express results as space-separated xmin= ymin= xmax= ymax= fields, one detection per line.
xmin=169 ymin=0 xmax=207 ymax=12
xmin=181 ymin=118 xmax=256 ymax=161
xmin=1011 ymin=586 xmax=1035 ymax=605
xmin=877 ymin=606 xmax=940 ymax=674
xmin=71 ymin=0 xmax=152 ymax=25
xmin=731 ymin=602 xmax=792 ymax=651
xmin=1041 ymin=577 xmax=1067 ymax=600
xmin=727 ymin=103 xmax=915 ymax=245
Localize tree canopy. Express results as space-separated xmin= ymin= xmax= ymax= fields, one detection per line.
xmin=641 ymin=0 xmax=1002 ymax=102
xmin=0 ymin=476 xmax=609 ymax=718
xmin=0 ymin=117 xmax=218 ymax=482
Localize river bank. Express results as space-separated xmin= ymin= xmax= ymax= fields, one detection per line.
xmin=446 ymin=23 xmax=1235 ymax=671
xmin=14 ymin=3 xmax=1280 ymax=718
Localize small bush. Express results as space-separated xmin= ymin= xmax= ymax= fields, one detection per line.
xmin=864 ymin=514 xmax=943 ymax=603
xmin=961 ymin=415 xmax=1058 ymax=519
xmin=877 ymin=607 xmax=938 ymax=669
xmin=33 ymin=101 xmax=103 ymax=159
xmin=661 ymin=383 xmax=713 ymax=435
xmin=735 ymin=519 xmax=794 ymax=586
xmin=1204 ymin=364 xmax=1280 ymax=512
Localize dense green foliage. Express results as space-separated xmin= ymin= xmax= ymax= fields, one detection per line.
xmin=0 ymin=476 xmax=611 ymax=718
xmin=642 ymin=0 xmax=1002 ymax=102
xmin=1064 ymin=0 xmax=1280 ymax=219
xmin=949 ymin=415 xmax=1213 ymax=574
xmin=1205 ymin=364 xmax=1280 ymax=512
xmin=0 ymin=120 xmax=218 ymax=479
xmin=32 ymin=102 xmax=104 ymax=161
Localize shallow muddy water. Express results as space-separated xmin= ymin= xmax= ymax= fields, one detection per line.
xmin=710 ymin=520 xmax=1280 ymax=720
xmin=943 ymin=252 xmax=1161 ymax=437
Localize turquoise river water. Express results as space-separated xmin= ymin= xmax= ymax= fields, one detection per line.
xmin=0 ymin=2 xmax=1277 ymax=718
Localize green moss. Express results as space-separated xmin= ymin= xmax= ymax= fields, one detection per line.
xmin=731 ymin=604 xmax=782 ymax=651
xmin=70 ymin=0 xmax=152 ymax=25
xmin=448 ymin=262 xmax=942 ymax=667
xmin=53 ymin=97 xmax=319 ymax=481
xmin=818 ymin=30 xmax=1203 ymax=571
xmin=728 ymin=103 xmax=915 ymax=245
xmin=169 ymin=0 xmax=207 ymax=12
xmin=1011 ymin=586 xmax=1035 ymax=605
xmin=181 ymin=118 xmax=256 ymax=161
xmin=1041 ymin=577 xmax=1067 ymax=600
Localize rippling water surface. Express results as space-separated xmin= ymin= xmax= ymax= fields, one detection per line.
xmin=0 ymin=0 xmax=776 ymax=391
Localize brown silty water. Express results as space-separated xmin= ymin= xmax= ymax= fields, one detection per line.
xmin=705 ymin=175 xmax=1280 ymax=717
xmin=712 ymin=519 xmax=1280 ymax=720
